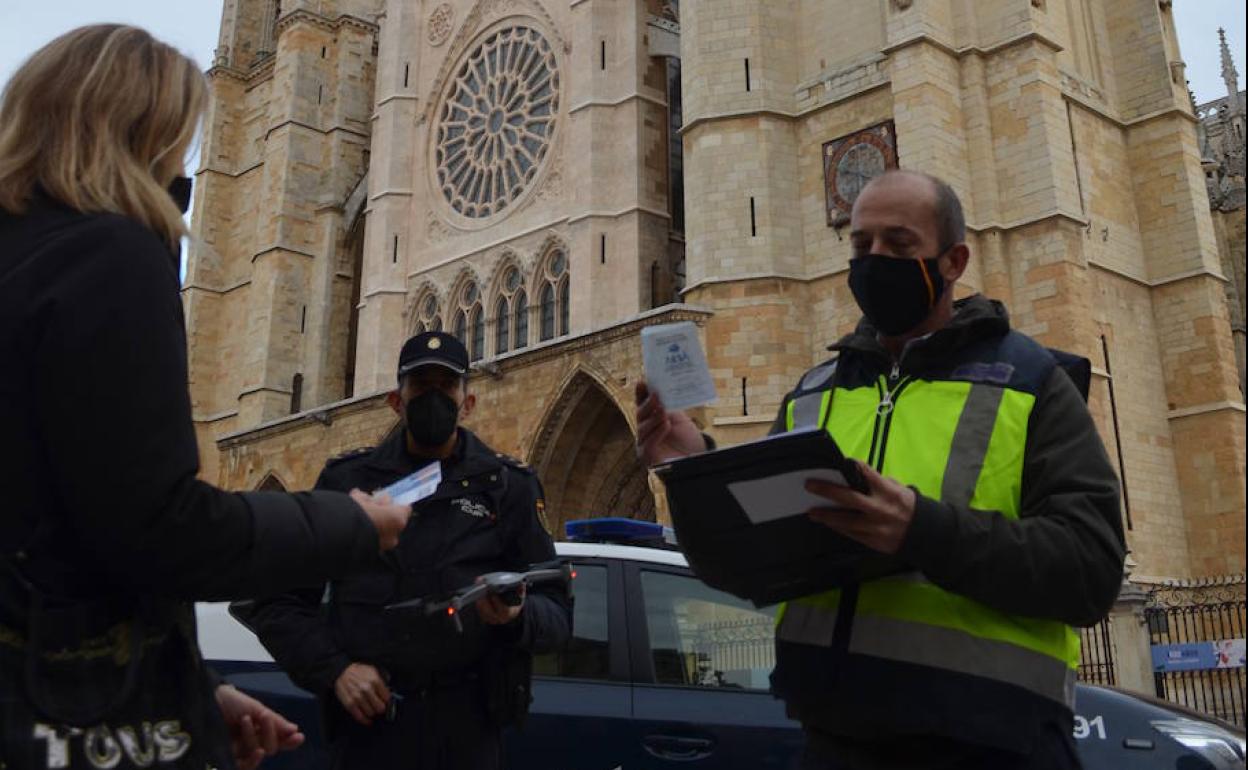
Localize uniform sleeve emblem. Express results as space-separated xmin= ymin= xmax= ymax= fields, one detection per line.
xmin=535 ymin=498 xmax=550 ymax=532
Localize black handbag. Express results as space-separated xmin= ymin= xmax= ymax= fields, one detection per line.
xmin=0 ymin=563 xmax=232 ymax=770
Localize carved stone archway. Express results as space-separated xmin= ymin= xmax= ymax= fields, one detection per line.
xmin=529 ymin=371 xmax=655 ymax=534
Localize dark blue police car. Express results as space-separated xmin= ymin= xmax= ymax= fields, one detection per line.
xmin=198 ymin=519 xmax=1245 ymax=770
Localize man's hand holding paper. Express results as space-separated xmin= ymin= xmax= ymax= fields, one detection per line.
xmin=634 ymin=381 xmax=708 ymax=466
xmin=805 ymin=461 xmax=917 ymax=555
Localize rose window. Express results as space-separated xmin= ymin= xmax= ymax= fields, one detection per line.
xmin=435 ymin=26 xmax=559 ymax=219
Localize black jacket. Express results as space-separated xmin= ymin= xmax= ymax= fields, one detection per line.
xmin=0 ymin=197 xmax=379 ymax=604
xmin=771 ymin=295 xmax=1126 ymax=627
xmin=240 ymin=427 xmax=573 ymax=697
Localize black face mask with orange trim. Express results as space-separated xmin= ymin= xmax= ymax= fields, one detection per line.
xmin=848 ymin=253 xmax=947 ymax=337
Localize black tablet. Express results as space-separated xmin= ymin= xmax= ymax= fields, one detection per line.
xmin=654 ymin=428 xmax=905 ymax=606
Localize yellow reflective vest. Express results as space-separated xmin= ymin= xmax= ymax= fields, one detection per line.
xmin=770 ymin=315 xmax=1096 ymax=752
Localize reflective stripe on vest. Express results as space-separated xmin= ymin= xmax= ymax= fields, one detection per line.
xmin=777 ymin=373 xmax=1080 ymax=708
xmin=787 ymin=391 xmax=830 ymax=431
xmin=941 ymin=384 xmax=1004 ymax=507
xmin=778 ymin=602 xmax=1076 ymax=706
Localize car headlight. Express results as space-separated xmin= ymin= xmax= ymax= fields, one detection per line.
xmin=1151 ymin=719 xmax=1246 ymax=769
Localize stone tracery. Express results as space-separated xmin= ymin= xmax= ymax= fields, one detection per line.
xmin=434 ymin=26 xmax=559 ymax=219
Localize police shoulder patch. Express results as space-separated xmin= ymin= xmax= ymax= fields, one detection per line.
xmin=494 ymin=451 xmax=534 ymax=474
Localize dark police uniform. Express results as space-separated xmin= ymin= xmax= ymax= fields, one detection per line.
xmin=240 ymin=375 xmax=572 ymax=770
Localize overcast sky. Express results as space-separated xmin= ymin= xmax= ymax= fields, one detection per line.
xmin=2 ymin=1 xmax=1242 ymax=105
xmin=0 ymin=1 xmax=1243 ymax=126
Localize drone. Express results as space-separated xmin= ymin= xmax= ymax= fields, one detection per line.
xmin=384 ymin=561 xmax=574 ymax=633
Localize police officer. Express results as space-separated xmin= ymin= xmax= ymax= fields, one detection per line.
xmin=241 ymin=332 xmax=572 ymax=770
xmin=637 ymin=171 xmax=1124 ymax=769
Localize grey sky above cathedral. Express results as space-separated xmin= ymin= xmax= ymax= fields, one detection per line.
xmin=0 ymin=1 xmax=1243 ymax=123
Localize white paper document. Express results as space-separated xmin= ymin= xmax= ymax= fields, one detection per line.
xmin=641 ymin=321 xmax=718 ymax=411
xmin=376 ymin=461 xmax=442 ymax=506
xmin=727 ymin=468 xmax=850 ymax=525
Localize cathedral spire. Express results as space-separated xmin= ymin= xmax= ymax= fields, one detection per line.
xmin=1219 ymin=27 xmax=1240 ymax=111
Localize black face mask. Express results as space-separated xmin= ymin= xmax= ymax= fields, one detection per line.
xmin=168 ymin=176 xmax=192 ymax=214
xmin=405 ymin=390 xmax=460 ymax=448
xmin=848 ymin=253 xmax=947 ymax=337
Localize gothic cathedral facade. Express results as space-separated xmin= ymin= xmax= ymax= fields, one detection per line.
xmin=186 ymin=0 xmax=1245 ymax=581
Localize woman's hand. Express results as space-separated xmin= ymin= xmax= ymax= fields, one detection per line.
xmin=215 ymin=683 xmax=305 ymax=770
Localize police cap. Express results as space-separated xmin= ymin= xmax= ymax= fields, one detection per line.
xmin=397 ymin=331 xmax=469 ymax=379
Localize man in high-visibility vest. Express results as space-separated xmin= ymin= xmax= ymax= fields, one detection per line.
xmin=635 ymin=170 xmax=1125 ymax=770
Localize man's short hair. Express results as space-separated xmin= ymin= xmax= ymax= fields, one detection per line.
xmin=872 ymin=170 xmax=966 ymax=251
xmin=931 ymin=176 xmax=965 ymax=251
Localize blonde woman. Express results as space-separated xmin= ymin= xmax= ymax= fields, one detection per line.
xmin=0 ymin=25 xmax=410 ymax=770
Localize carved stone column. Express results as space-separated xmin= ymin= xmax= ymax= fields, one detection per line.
xmin=257 ymin=0 xmax=279 ymax=59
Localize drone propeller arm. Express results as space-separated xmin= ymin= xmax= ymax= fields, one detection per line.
xmin=386 ymin=596 xmax=428 ymax=614
xmin=529 ymin=566 xmax=572 ymax=582
xmin=455 ymin=583 xmax=492 ymax=608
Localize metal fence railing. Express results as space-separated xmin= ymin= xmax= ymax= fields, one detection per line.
xmin=1078 ymin=617 xmax=1117 ymax=686
xmin=1145 ymin=581 xmax=1246 ymax=727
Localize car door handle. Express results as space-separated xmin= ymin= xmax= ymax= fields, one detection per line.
xmin=641 ymin=734 xmax=715 ymax=761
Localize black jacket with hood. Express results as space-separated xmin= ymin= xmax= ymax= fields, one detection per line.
xmin=769 ymin=295 xmax=1126 ymax=754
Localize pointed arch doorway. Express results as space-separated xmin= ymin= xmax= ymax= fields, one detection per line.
xmin=530 ymin=372 xmax=656 ymax=535
xmin=256 ymin=472 xmax=288 ymax=492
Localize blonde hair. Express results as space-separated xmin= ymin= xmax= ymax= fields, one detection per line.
xmin=0 ymin=24 xmax=206 ymax=247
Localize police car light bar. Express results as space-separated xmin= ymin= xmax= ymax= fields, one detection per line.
xmin=564 ymin=517 xmax=678 ymax=546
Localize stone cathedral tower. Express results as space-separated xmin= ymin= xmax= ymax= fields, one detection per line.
xmin=188 ymin=0 xmax=1245 ymax=582
xmin=185 ymin=0 xmax=382 ymax=431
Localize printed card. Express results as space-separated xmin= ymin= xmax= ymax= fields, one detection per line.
xmin=642 ymin=321 xmax=718 ymax=411
xmin=376 ymin=461 xmax=442 ymax=506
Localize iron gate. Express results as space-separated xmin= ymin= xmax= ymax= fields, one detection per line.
xmin=1145 ymin=579 xmax=1246 ymax=727
xmin=1077 ymin=617 xmax=1116 ymax=686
